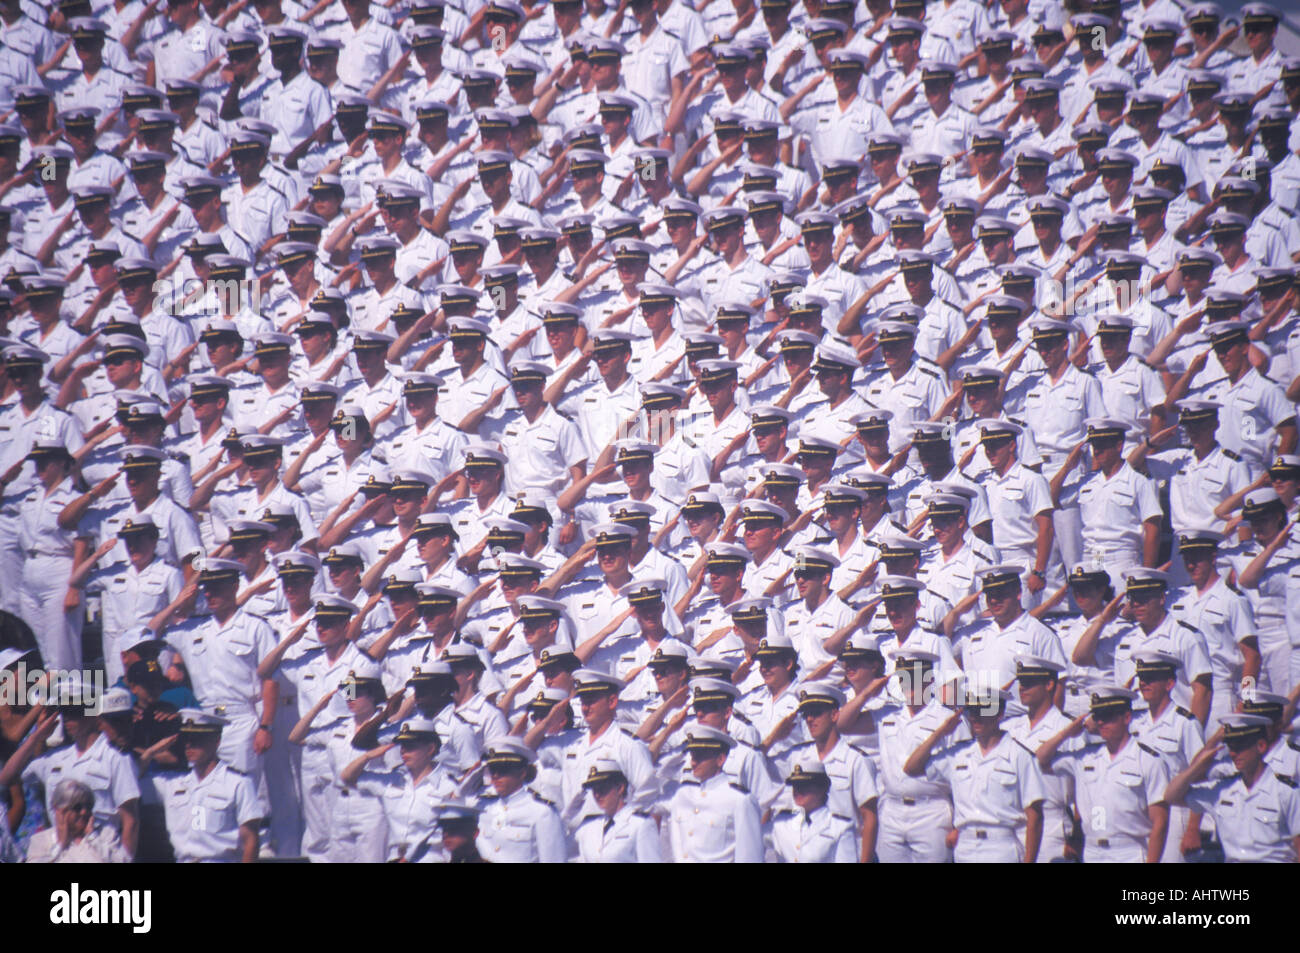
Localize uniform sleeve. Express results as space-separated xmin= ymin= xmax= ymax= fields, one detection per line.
xmin=252 ymin=617 xmax=279 ymax=663
xmin=667 ymin=37 xmax=690 ymax=77
xmin=1133 ymin=470 xmax=1163 ymax=524
xmin=1046 ymin=747 xmax=1079 ymax=780
xmin=1140 ymin=364 xmax=1166 ymax=412
xmin=1226 ymin=590 xmax=1257 ymax=644
xmin=1177 ymin=626 xmax=1214 ymax=683
xmin=1260 ymin=379 xmax=1296 ymax=428
xmin=622 ymin=735 xmax=661 ymax=812
xmin=1016 ymin=746 xmax=1048 ymax=810
xmin=1179 ymin=717 xmax=1205 ymax=768
xmin=1083 ymin=374 xmax=1107 ymax=421
xmin=923 ymin=743 xmax=955 ymax=785
xmin=1032 ymin=622 xmax=1069 ymax=670
xmin=167 ymin=507 xmax=203 ymax=564
xmin=1278 ymin=786 xmax=1300 ymax=838
xmin=558 ymin=416 xmax=588 ymax=468
xmin=1182 ymin=777 xmax=1225 ymax=816
xmin=308 ymin=80 xmax=333 ymax=132
xmin=1143 ymin=751 xmax=1172 ymax=807
xmin=21 ymin=752 xmax=51 ymax=789
xmin=850 ymin=750 xmax=880 ymax=807
xmin=109 ymin=752 xmax=141 ymax=808
xmin=733 ymin=791 xmax=764 ymax=863
xmin=291 ymin=494 xmax=319 ymax=542
xmin=1224 ymin=456 xmax=1253 ymax=502
xmin=1023 ymin=471 xmax=1054 ymax=518
xmin=232 ymin=773 xmax=264 ymax=827
xmin=533 ymin=803 xmax=569 ymax=863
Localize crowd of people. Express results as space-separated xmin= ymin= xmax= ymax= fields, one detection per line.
xmin=0 ymin=0 xmax=1299 ymax=863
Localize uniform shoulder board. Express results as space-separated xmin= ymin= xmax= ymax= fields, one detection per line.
xmin=1176 ymin=620 xmax=1198 ymax=633
xmin=453 ymin=710 xmax=473 ymax=725
xmin=681 ymin=777 xmax=701 ymax=786
xmin=1011 ymin=736 xmax=1035 ymax=755
xmin=736 ymin=737 xmax=758 ymax=750
xmin=1275 ymin=773 xmax=1298 ymax=788
xmin=831 ymin=813 xmax=852 ymax=823
xmin=940 ymin=297 xmax=963 ymax=312
xmin=917 ymin=365 xmax=943 ymax=381
xmin=107 ymin=65 xmax=133 ymax=78
xmin=973 ymin=550 xmax=992 ymax=563
xmin=1221 ymin=448 xmax=1241 ymax=461
xmin=579 ymin=812 xmax=601 ymax=824
xmin=662 ymin=27 xmax=681 ymax=39
xmin=1007 ymin=416 xmax=1027 ymax=427
xmin=1226 ymin=579 xmax=1244 ymax=595
xmin=531 ymin=790 xmax=557 ymax=808
xmin=1137 ymin=741 xmax=1159 ymax=757
xmin=480 ymin=792 xmax=501 ymax=801
xmin=733 ymin=710 xmax=753 ymax=725
xmin=226 ymin=765 xmax=249 ymax=776
xmin=620 ymin=726 xmax=638 ymax=738
xmin=729 ymin=781 xmax=750 ymax=794
xmin=849 ymin=742 xmax=872 ymax=758
xmin=791 ymin=739 xmax=815 ymax=750
xmin=774 ymin=807 xmax=797 ymax=818
xmin=1288 ymin=737 xmax=1300 ymax=753
xmin=169 ymin=450 xmax=190 ymax=463
xmin=266 ymin=181 xmax=288 ymax=200
xmin=632 ymin=809 xmax=651 ymax=817
xmin=1175 ymin=706 xmax=1195 ymax=720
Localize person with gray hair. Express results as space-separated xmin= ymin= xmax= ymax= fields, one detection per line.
xmin=23 ymin=780 xmax=131 ymax=864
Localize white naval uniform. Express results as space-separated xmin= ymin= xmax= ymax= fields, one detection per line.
xmin=556 ymin=724 xmax=659 ymax=830
xmin=476 ymin=786 xmax=569 ymax=863
xmin=1233 ymin=537 xmax=1300 ymax=695
xmin=924 ymin=732 xmax=1047 ymax=863
xmin=1021 ymin=365 xmax=1106 ymax=569
xmin=955 ymin=613 xmax=1068 ymax=706
xmin=874 ymin=700 xmax=959 ymax=863
xmin=1169 ymin=578 xmax=1256 ymax=732
xmin=165 ymin=610 xmax=278 ymax=774
xmin=0 ymin=401 xmax=83 ymax=618
xmin=1193 ymin=367 xmax=1295 ymax=478
xmin=1071 ymin=463 xmax=1163 ymax=588
xmin=157 ymin=762 xmax=262 ymax=863
xmin=482 ymin=404 xmax=588 ymax=504
xmin=1048 ymin=735 xmax=1170 ymax=863
xmin=23 ymin=734 xmax=141 ymax=836
xmin=17 ymin=477 xmax=88 ymax=671
xmin=769 ymin=804 xmax=858 ymax=863
xmin=87 ymin=557 xmax=184 ymax=685
xmin=280 ymin=642 xmax=379 ymax=863
xmin=1104 ymin=614 xmax=1213 ymax=720
xmin=1004 ymin=707 xmax=1081 ymax=862
xmin=783 ymin=593 xmax=856 ymax=672
xmin=1184 ymin=769 xmax=1300 ymax=864
xmin=574 ymin=805 xmax=663 ymax=863
xmin=357 ymin=764 xmax=459 ymax=862
xmin=1133 ymin=700 xmax=1205 ymax=864
xmin=776 ymin=737 xmax=879 ymax=842
xmin=666 ymin=771 xmax=764 ymax=863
